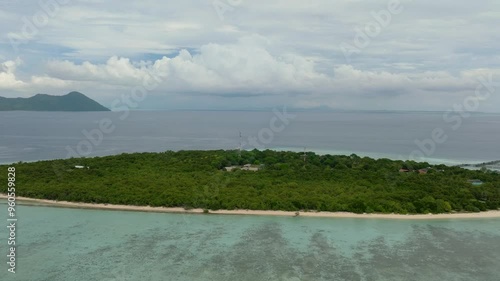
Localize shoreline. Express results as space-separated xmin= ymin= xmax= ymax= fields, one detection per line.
xmin=2 ymin=195 xmax=500 ymax=219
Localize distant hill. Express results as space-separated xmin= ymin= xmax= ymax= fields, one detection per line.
xmin=0 ymin=92 xmax=110 ymax=111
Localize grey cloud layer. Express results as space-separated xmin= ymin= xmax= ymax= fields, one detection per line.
xmin=0 ymin=0 xmax=499 ymax=111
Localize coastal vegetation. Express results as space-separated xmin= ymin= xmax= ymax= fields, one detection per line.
xmin=1 ymin=150 xmax=499 ymax=214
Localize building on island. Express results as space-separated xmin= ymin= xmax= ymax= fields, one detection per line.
xmin=224 ymin=164 xmax=259 ymax=172
xmin=467 ymin=179 xmax=484 ymax=186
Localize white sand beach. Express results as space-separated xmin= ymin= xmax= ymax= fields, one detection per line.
xmin=2 ymin=194 xmax=500 ymax=219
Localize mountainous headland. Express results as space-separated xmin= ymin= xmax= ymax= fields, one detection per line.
xmin=0 ymin=91 xmax=110 ymax=111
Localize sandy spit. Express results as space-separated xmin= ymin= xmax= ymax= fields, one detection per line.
xmin=1 ymin=194 xmax=500 ymax=220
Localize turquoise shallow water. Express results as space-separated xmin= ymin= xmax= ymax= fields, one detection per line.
xmin=1 ymin=201 xmax=499 ymax=281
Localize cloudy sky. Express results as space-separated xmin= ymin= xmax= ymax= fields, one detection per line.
xmin=0 ymin=0 xmax=499 ymax=111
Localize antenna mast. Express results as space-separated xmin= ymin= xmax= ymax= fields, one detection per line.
xmin=238 ymin=131 xmax=242 ymax=158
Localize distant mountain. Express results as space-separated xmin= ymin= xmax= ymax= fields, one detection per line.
xmin=0 ymin=92 xmax=110 ymax=111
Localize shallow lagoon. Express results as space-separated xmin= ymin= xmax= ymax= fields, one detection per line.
xmin=1 ymin=201 xmax=499 ymax=281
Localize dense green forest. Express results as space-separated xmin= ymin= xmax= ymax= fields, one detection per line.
xmin=1 ymin=150 xmax=499 ymax=214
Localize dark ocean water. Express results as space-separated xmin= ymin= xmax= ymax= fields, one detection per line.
xmin=1 ymin=110 xmax=499 ymax=164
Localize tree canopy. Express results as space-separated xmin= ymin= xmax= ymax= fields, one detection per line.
xmin=2 ymin=150 xmax=499 ymax=214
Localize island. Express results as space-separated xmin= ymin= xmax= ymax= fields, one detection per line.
xmin=2 ymin=150 xmax=499 ymax=216
xmin=0 ymin=91 xmax=110 ymax=111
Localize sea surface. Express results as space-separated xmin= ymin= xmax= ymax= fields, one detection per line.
xmin=1 ymin=110 xmax=500 ymax=165
xmin=0 ymin=201 xmax=499 ymax=281
xmin=1 ymin=111 xmax=500 ymax=280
